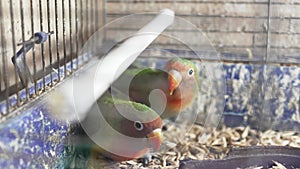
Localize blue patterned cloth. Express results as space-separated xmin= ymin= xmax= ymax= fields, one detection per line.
xmin=223 ymin=63 xmax=300 ymax=130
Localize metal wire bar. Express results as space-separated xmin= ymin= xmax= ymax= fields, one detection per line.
xmin=54 ymin=0 xmax=61 ymax=82
xmin=265 ymin=0 xmax=271 ymax=65
xmin=259 ymin=0 xmax=272 ymax=129
xmin=86 ymin=0 xmax=89 ymax=39
xmin=69 ymin=0 xmax=73 ymax=72
xmin=107 ymin=13 xmax=274 ymax=19
xmin=75 ymin=0 xmax=79 ymax=69
xmin=91 ymin=0 xmax=94 ymax=34
xmin=107 ymin=0 xmax=300 ymax=5
xmin=94 ymin=0 xmax=98 ymax=32
xmin=103 ymin=0 xmax=107 ymax=41
xmin=10 ymin=0 xmax=20 ymax=106
xmin=62 ymin=0 xmax=67 ymax=78
xmin=95 ymin=0 xmax=100 ymax=55
xmin=80 ymin=0 xmax=84 ymax=49
xmin=96 ymin=0 xmax=99 ymax=31
xmin=0 ymin=70 xmax=1 ymax=93
xmin=30 ymin=0 xmax=38 ymax=95
xmin=47 ymin=0 xmax=54 ymax=86
xmin=39 ymin=0 xmax=46 ymax=92
xmin=20 ymin=0 xmax=30 ymax=100
xmin=106 ymin=27 xmax=300 ymax=35
xmin=90 ymin=0 xmax=95 ymax=54
xmin=0 ymin=0 xmax=10 ymax=115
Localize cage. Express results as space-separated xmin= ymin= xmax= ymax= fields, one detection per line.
xmin=0 ymin=0 xmax=299 ymax=168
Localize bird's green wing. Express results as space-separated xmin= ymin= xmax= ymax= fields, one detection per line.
xmin=96 ymin=91 xmax=160 ymax=129
xmin=111 ymin=68 xmax=168 ymax=107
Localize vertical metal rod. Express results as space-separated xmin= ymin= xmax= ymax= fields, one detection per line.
xmin=80 ymin=0 xmax=84 ymax=49
xmin=90 ymin=0 xmax=94 ymax=34
xmin=86 ymin=0 xmax=89 ymax=39
xmin=94 ymin=0 xmax=101 ymax=56
xmin=95 ymin=0 xmax=99 ymax=30
xmin=39 ymin=0 xmax=46 ymax=92
xmin=90 ymin=0 xmax=94 ymax=54
xmin=265 ymin=0 xmax=271 ymax=64
xmin=75 ymin=0 xmax=79 ymax=69
xmin=85 ymin=0 xmax=90 ymax=60
xmin=55 ymin=0 xmax=61 ymax=82
xmin=20 ymin=0 xmax=30 ymax=100
xmin=69 ymin=0 xmax=73 ymax=72
xmin=0 ymin=0 xmax=10 ymax=115
xmin=0 ymin=53 xmax=1 ymax=92
xmin=258 ymin=0 xmax=272 ymax=130
xmin=10 ymin=0 xmax=20 ymax=106
xmin=62 ymin=0 xmax=67 ymax=78
xmin=47 ymin=0 xmax=53 ymax=86
xmin=30 ymin=0 xmax=38 ymax=95
xmin=103 ymin=0 xmax=107 ymax=41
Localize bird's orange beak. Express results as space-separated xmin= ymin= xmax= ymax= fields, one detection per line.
xmin=147 ymin=128 xmax=163 ymax=152
xmin=168 ymin=70 xmax=182 ymax=95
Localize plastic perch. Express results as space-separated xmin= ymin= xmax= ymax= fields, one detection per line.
xmin=46 ymin=9 xmax=175 ymax=122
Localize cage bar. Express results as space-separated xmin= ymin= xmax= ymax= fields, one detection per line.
xmin=9 ymin=0 xmax=20 ymax=107
xmin=40 ymin=0 xmax=46 ymax=92
xmin=80 ymin=0 xmax=84 ymax=56
xmin=86 ymin=0 xmax=89 ymax=41
xmin=30 ymin=0 xmax=37 ymax=96
xmin=0 ymin=0 xmax=9 ymax=116
xmin=47 ymin=0 xmax=54 ymax=86
xmin=62 ymin=0 xmax=67 ymax=78
xmin=54 ymin=0 xmax=61 ymax=82
xmin=19 ymin=0 xmax=29 ymax=101
xmin=75 ymin=0 xmax=79 ymax=69
xmin=68 ymin=0 xmax=73 ymax=73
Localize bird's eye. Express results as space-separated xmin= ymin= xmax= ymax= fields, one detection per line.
xmin=188 ymin=68 xmax=194 ymax=76
xmin=134 ymin=121 xmax=144 ymax=131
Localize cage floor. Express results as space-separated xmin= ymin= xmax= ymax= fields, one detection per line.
xmin=69 ymin=123 xmax=300 ymax=169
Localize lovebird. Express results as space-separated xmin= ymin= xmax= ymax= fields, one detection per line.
xmin=111 ymin=57 xmax=199 ymax=119
xmin=81 ymin=92 xmax=163 ymax=162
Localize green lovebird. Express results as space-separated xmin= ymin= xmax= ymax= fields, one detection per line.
xmin=111 ymin=57 xmax=199 ymax=119
xmin=82 ymin=92 xmax=163 ymax=162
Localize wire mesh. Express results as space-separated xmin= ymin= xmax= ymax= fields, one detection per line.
xmin=0 ymin=0 xmax=103 ymax=116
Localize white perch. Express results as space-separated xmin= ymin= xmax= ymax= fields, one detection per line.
xmin=46 ymin=9 xmax=175 ymax=122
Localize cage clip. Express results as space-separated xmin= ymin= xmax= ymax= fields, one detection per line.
xmin=11 ymin=31 xmax=54 ymax=87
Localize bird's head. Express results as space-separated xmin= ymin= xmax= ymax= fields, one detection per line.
xmin=118 ymin=101 xmax=163 ymax=152
xmin=165 ymin=58 xmax=198 ymax=96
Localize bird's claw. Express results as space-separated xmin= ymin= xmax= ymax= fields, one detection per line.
xmin=138 ymin=153 xmax=152 ymax=167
